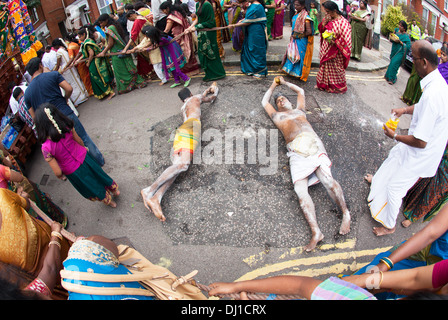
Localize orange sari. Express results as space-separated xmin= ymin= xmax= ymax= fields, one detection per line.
xmin=68 ymin=41 xmax=94 ymax=96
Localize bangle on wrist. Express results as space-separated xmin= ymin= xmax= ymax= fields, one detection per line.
xmin=51 ymin=231 xmax=63 ymax=241
xmin=379 ymin=257 xmax=394 ymax=270
xmin=48 ymin=240 xmax=61 ymax=249
xmin=393 ymin=133 xmax=398 ymax=142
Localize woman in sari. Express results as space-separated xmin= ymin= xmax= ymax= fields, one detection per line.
xmin=281 ymin=0 xmax=314 ymax=81
xmin=384 ymin=20 xmax=411 ymax=85
xmin=52 ymin=39 xmax=89 ymax=107
xmin=349 ymin=0 xmax=370 ymax=61
xmin=66 ymin=33 xmax=93 ymax=97
xmin=160 ymin=1 xmax=200 ymax=75
xmin=75 ymin=27 xmax=115 ymax=100
xmin=438 ymin=46 xmax=448 ymax=84
xmin=96 ymin=14 xmax=147 ymax=95
xmin=0 ymin=188 xmax=71 ymax=278
xmin=271 ymin=0 xmax=286 ymax=40
xmin=264 ymin=0 xmax=275 ymax=40
xmin=309 ymin=1 xmax=319 ymax=35
xmin=122 ymin=10 xmax=153 ymax=79
xmin=316 ymin=1 xmax=351 ymax=94
xmin=401 ymin=65 xmax=422 ymax=105
xmin=208 ymin=0 xmax=231 ymax=58
xmin=186 ymin=0 xmax=226 ymax=82
xmin=229 ymin=0 xmax=248 ymax=51
xmin=233 ymin=0 xmax=267 ymax=78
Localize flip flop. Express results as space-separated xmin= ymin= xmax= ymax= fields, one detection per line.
xmin=184 ymin=78 xmax=191 ymax=87
xmin=170 ymin=82 xmax=181 ymax=88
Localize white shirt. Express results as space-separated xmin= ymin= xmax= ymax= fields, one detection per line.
xmin=41 ymin=50 xmax=57 ymax=71
xmin=9 ymin=85 xmax=28 ymax=114
xmin=151 ymin=0 xmax=167 ymax=22
xmin=400 ymin=69 xmax=448 ymax=177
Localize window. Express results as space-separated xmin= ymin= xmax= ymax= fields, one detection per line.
xmin=96 ymin=0 xmax=112 ymax=14
xmin=29 ymin=7 xmax=38 ymax=23
xmin=445 ymin=0 xmax=448 ymax=12
xmin=422 ymin=7 xmax=429 ymax=26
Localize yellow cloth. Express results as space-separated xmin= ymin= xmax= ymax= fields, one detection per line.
xmin=173 ymin=118 xmax=201 ymax=154
xmin=0 ymin=188 xmax=70 ymax=276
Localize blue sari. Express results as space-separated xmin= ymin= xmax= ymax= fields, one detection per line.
xmin=240 ymin=3 xmax=267 ymax=77
xmin=62 ymin=240 xmax=155 ymax=300
xmin=281 ymin=11 xmax=314 ymax=80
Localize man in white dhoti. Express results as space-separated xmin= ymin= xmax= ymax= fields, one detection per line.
xmin=262 ymin=76 xmax=351 ymax=252
xmin=365 ymin=40 xmax=448 ymax=236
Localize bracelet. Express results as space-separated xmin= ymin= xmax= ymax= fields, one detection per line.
xmin=379 ymin=257 xmax=394 ymax=270
xmin=393 ymin=133 xmax=398 ymax=142
xmin=51 ymin=231 xmax=63 ymax=241
xmin=48 ymin=240 xmax=61 ymax=249
xmin=378 ymin=271 xmax=384 ymax=288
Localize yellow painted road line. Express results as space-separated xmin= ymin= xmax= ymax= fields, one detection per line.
xmin=237 ymin=246 xmax=391 ymax=281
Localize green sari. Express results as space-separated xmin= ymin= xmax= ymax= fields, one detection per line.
xmin=196 ymin=1 xmax=226 ymax=81
xmin=350 ymin=10 xmax=369 ymax=60
xmin=81 ymin=38 xmax=114 ymax=99
xmin=309 ymin=8 xmax=319 ymax=34
xmin=401 ymin=65 xmax=422 ymax=105
xmin=265 ymin=0 xmax=275 ymax=40
xmin=104 ymin=25 xmax=145 ymax=94
xmin=384 ymin=27 xmax=411 ymax=84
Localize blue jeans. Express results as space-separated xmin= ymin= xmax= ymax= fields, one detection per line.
xmin=67 ymin=113 xmax=105 ymax=167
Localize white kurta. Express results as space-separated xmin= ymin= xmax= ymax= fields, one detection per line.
xmin=368 ymin=69 xmax=448 ymax=229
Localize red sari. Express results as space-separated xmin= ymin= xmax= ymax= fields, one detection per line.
xmin=131 ymin=17 xmax=153 ymax=77
xmin=166 ymin=11 xmax=200 ymax=75
xmin=316 ymin=16 xmax=351 ymax=93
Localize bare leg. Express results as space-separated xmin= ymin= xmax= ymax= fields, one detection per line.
xmin=145 ymin=176 xmax=177 ymax=222
xmin=294 ymin=179 xmax=324 ymax=252
xmin=315 ymin=168 xmax=351 ymax=235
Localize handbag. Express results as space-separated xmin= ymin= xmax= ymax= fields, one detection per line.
xmin=60 ymin=244 xmax=207 ymax=300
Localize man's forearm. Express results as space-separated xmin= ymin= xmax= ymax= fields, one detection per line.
xmin=262 ymin=84 xmax=276 ymax=108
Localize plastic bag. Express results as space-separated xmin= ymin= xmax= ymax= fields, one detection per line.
xmin=287 ymin=40 xmax=300 ymax=64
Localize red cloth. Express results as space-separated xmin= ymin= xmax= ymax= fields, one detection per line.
xmin=432 ymin=259 xmax=448 ymax=289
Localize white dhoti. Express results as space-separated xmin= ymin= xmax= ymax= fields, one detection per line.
xmin=287 ymin=132 xmax=332 ymax=186
xmin=368 ymin=146 xmax=420 ymax=229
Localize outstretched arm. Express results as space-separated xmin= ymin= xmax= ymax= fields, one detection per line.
xmin=209 ymin=276 xmax=322 ymax=300
xmin=261 ymin=78 xmax=279 ymax=118
xmin=279 ymin=77 xmax=305 ymax=110
xmin=201 ymin=82 xmax=219 ymax=103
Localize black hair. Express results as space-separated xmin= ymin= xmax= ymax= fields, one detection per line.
xmin=399 ymin=20 xmax=408 ymax=32
xmin=67 ymin=32 xmax=79 ymax=43
xmin=12 ymin=87 xmax=23 ymax=100
xmin=97 ymin=13 xmax=127 ymax=41
xmin=133 ymin=1 xmax=147 ymax=10
xmin=0 ymin=278 xmax=43 ymax=300
xmin=77 ymin=26 xmax=94 ymax=40
xmin=441 ymin=46 xmax=448 ymax=56
xmin=160 ymin=0 xmax=187 ymax=17
xmin=45 ymin=45 xmax=52 ymax=51
xmin=273 ymin=92 xmax=288 ymax=105
xmin=126 ymin=9 xmax=138 ymax=18
xmin=124 ymin=3 xmax=134 ymax=10
xmin=322 ymin=0 xmax=342 ymax=15
xmin=295 ymin=0 xmax=306 ymax=6
xmin=142 ymin=25 xmax=167 ymax=45
xmin=178 ymin=87 xmax=192 ymax=101
xmin=25 ymin=57 xmax=42 ymax=76
xmin=52 ymin=38 xmax=65 ymax=48
xmin=34 ymin=103 xmax=74 ymax=144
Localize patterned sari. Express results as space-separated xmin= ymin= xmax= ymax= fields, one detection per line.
xmin=104 ymin=25 xmax=145 ymax=94
xmin=316 ymin=16 xmax=351 ymax=93
xmin=130 ymin=16 xmax=153 ymax=77
xmin=68 ymin=41 xmax=93 ymax=96
xmin=281 ymin=9 xmax=314 ymax=81
xmin=350 ymin=9 xmax=369 ymax=60
xmin=271 ymin=0 xmax=285 ymax=39
xmin=166 ymin=11 xmax=200 ymax=75
xmin=80 ymin=38 xmax=115 ymax=99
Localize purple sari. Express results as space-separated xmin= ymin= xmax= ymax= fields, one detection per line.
xmin=439 ymin=61 xmax=448 ymax=84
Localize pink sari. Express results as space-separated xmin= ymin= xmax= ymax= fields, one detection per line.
xmin=271 ymin=0 xmax=285 ymax=39
xmin=167 ymin=11 xmax=200 ymax=75
xmin=316 ymin=17 xmax=352 ymax=93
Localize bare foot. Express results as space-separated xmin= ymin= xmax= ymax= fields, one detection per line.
xmin=107 ymin=92 xmax=116 ymax=100
xmin=159 ymin=81 xmax=167 ymax=86
xmin=304 ymin=232 xmax=324 ymax=252
xmin=339 ymin=213 xmax=351 ymax=235
xmin=373 ymin=226 xmax=395 ymax=236
xmin=112 ymin=189 xmax=120 ymax=197
xmin=364 ymin=174 xmax=373 ymax=184
xmin=146 ymin=195 xmax=166 ymax=222
xmin=401 ymin=219 xmax=412 ymax=228
xmin=108 ymin=200 xmax=117 ymax=208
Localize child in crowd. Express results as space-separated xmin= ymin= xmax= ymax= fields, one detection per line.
xmin=34 ymin=103 xmax=120 ymax=208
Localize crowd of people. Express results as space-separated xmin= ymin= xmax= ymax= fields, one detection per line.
xmin=2 ymin=0 xmax=448 ymax=302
